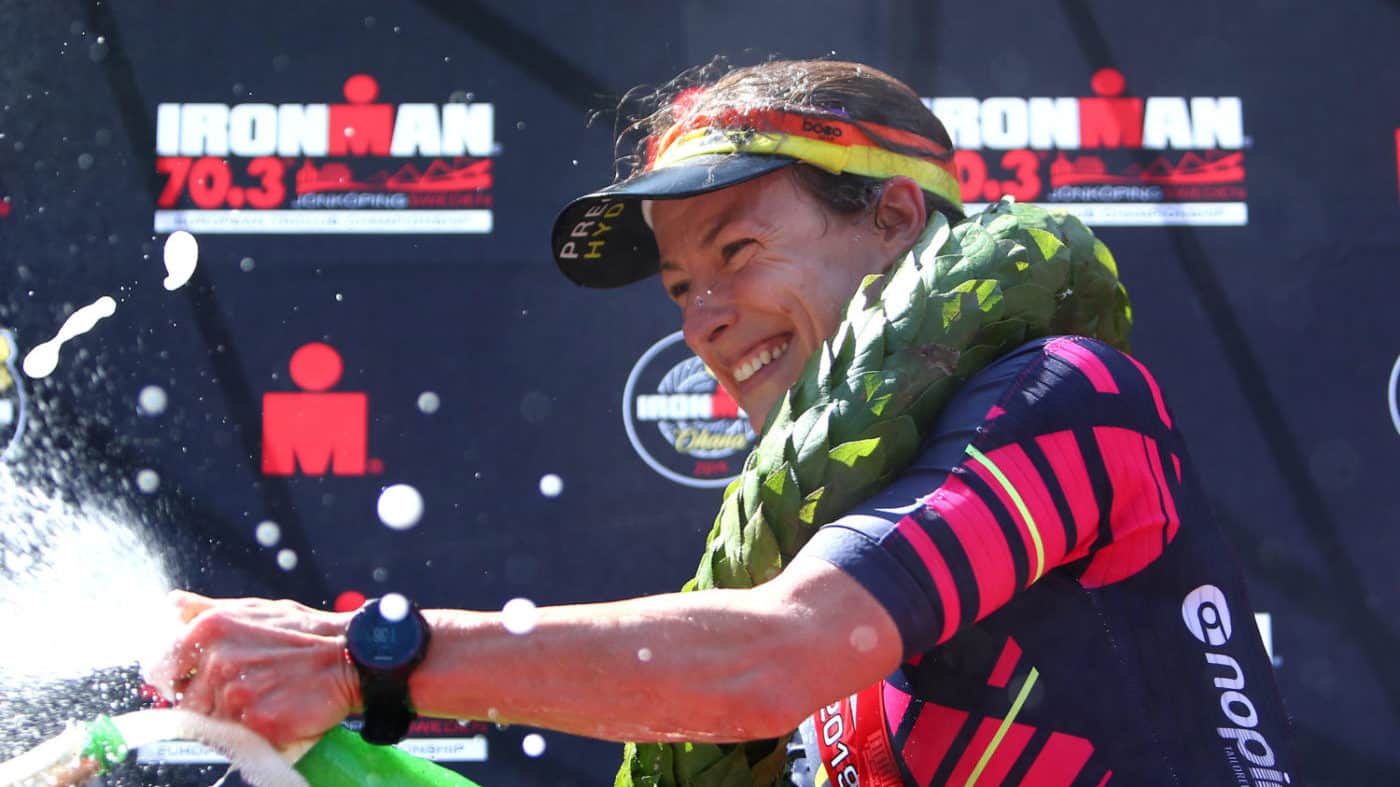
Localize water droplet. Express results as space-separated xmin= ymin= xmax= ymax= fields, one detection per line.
xmin=363 ymin=15 xmax=376 ymax=28
xmin=538 ymin=474 xmax=563 ymax=498
xmin=277 ymin=549 xmax=298 ymax=571
xmin=239 ymin=257 xmax=255 ymax=272
xmin=162 ymin=231 xmax=199 ymax=291
xmin=255 ymin=521 xmax=281 ymax=547
xmin=377 ymin=483 xmax=424 ymax=530
xmin=522 ymin=733 xmax=546 ymax=758
xmin=501 ymin=598 xmax=538 ymax=635
xmin=849 ymin=625 xmax=878 ymax=653
xmin=77 ymin=153 xmax=94 ymax=170
xmin=334 ymin=293 xmax=344 ymax=302
xmin=136 ymin=469 xmax=160 ymax=494
xmin=380 ymin=593 xmax=409 ymax=622
xmin=138 ymin=385 xmax=167 ymax=416
xmin=570 ymin=159 xmax=578 ymax=166
xmin=417 ymin=391 xmax=440 ymax=414
xmin=637 ymin=648 xmax=652 ymax=662
xmin=515 ymin=121 xmax=526 ymax=131
xmin=372 ymin=567 xmax=389 ymax=583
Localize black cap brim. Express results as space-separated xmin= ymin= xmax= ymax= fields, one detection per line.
xmin=552 ymin=154 xmax=795 ymax=288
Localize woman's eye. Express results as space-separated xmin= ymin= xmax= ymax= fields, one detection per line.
xmin=721 ymin=239 xmax=756 ymax=265
xmin=667 ymin=281 xmax=690 ymax=302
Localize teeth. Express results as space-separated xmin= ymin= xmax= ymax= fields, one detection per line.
xmin=733 ymin=340 xmax=790 ymax=383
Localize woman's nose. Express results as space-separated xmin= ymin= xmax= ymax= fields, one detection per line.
xmin=682 ymin=288 xmax=734 ymax=348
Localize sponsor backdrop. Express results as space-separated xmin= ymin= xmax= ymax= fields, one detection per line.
xmin=1 ymin=1 xmax=1397 ymax=785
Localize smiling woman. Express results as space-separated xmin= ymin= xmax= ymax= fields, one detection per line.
xmin=154 ymin=59 xmax=1296 ymax=787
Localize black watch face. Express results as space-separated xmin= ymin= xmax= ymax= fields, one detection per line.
xmin=347 ymin=597 xmax=426 ymax=670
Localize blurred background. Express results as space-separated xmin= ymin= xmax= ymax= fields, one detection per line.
xmin=0 ymin=1 xmax=1397 ymax=784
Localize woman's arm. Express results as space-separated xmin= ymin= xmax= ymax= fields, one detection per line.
xmin=158 ymin=555 xmax=901 ymax=748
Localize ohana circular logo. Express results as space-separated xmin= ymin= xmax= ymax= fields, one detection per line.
xmin=622 ymin=332 xmax=756 ymax=488
xmin=1389 ymin=353 xmax=1400 ymax=436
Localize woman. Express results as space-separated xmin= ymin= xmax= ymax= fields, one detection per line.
xmin=157 ymin=60 xmax=1297 ymax=786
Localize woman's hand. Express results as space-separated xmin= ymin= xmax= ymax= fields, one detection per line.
xmin=148 ymin=590 xmax=361 ymax=748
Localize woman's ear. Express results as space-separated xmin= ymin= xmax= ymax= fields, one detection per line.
xmin=873 ymin=176 xmax=928 ymax=251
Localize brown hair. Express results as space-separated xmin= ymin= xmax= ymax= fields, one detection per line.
xmin=613 ymin=58 xmax=964 ymax=223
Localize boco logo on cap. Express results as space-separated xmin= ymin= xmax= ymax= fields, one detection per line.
xmin=0 ymin=329 xmax=29 ymax=460
xmin=622 ymin=332 xmax=756 ymax=488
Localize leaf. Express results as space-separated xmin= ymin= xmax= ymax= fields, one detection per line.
xmin=741 ymin=503 xmax=782 ymax=583
xmin=623 ymin=197 xmax=1136 ymax=787
xmin=789 ymin=404 xmax=832 ymax=490
xmin=758 ymin=464 xmax=803 ymax=556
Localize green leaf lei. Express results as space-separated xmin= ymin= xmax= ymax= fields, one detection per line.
xmin=617 ymin=197 xmax=1133 ymax=787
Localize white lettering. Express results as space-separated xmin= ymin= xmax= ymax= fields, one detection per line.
xmin=1220 ymin=690 xmax=1259 ymax=728
xmin=558 ymin=241 xmax=577 ymax=260
xmin=928 ymin=97 xmax=981 ymax=149
xmin=277 ymin=104 xmax=328 ymax=157
xmin=1027 ymin=97 xmax=1080 ymax=149
xmin=180 ymin=104 xmax=229 ymax=156
xmin=441 ymin=103 xmax=495 ymax=156
xmin=1216 ymin=726 xmax=1276 ymax=767
xmin=635 ymin=394 xmax=713 ymax=421
xmin=1142 ymin=97 xmax=1193 ymax=150
xmin=1205 ymin=652 xmax=1245 ymax=690
xmin=1191 ymin=97 xmax=1244 ymax=149
xmin=391 ymin=104 xmax=442 ymax=156
xmin=980 ymin=98 xmax=1028 ymax=149
xmin=228 ymin=104 xmax=278 ymax=157
xmin=156 ymin=103 xmax=181 ymax=156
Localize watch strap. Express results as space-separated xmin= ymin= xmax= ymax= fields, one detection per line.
xmin=358 ymin=672 xmax=416 ymax=745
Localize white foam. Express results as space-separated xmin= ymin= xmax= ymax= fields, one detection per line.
xmin=162 ymin=231 xmax=199 ymax=291
xmin=522 ymin=733 xmax=546 ymax=758
xmin=501 ymin=598 xmax=538 ymax=635
xmin=416 ymin=391 xmax=440 ymax=414
xmin=538 ymin=473 xmax=563 ymax=498
xmin=379 ymin=593 xmax=409 ymax=623
xmin=22 ymin=296 xmax=118 ymax=379
xmin=136 ymin=469 xmax=160 ymax=494
xmin=0 ymin=464 xmax=174 ymax=683
xmin=276 ymin=549 xmax=297 ymax=571
xmin=138 ymin=385 xmax=168 ymax=416
xmin=376 ymin=484 xmax=423 ymax=530
xmin=255 ymin=521 xmax=281 ymax=547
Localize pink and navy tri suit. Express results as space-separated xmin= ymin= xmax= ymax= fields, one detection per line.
xmin=798 ymin=336 xmax=1299 ymax=787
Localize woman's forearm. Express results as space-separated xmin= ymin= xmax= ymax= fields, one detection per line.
xmin=407 ymin=557 xmax=902 ymax=743
xmin=410 ymin=586 xmax=814 ymax=742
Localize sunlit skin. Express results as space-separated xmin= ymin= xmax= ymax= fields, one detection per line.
xmin=153 ymin=173 xmax=931 ymax=749
xmin=653 ymin=170 xmax=928 ymax=431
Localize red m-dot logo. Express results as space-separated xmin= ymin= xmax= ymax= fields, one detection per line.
xmin=262 ymin=342 xmax=377 ymax=476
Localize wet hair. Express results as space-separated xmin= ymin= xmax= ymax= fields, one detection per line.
xmin=611 ymin=58 xmax=965 ymax=225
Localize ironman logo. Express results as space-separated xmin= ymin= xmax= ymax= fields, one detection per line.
xmin=623 ymin=332 xmax=756 ymax=488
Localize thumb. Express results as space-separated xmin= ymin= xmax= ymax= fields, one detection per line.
xmin=169 ymin=589 xmax=216 ymax=623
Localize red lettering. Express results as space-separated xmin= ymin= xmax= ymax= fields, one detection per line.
xmin=952 ymin=151 xmax=986 ymax=203
xmin=156 ymin=157 xmax=192 ymax=208
xmin=1079 ymin=97 xmax=1143 ymax=149
xmin=187 ymin=157 xmax=232 ymax=209
xmin=261 ymin=343 xmax=368 ymax=476
xmin=245 ymin=156 xmax=286 ymax=208
xmin=329 ymin=75 xmax=393 ymax=156
xmin=999 ymin=150 xmax=1042 ymax=201
xmin=710 ymin=386 xmax=740 ymax=419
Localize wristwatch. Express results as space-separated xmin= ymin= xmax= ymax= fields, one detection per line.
xmin=344 ymin=596 xmax=432 ymax=745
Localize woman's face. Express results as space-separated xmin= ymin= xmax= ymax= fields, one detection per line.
xmin=650 ymin=170 xmax=891 ymax=432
